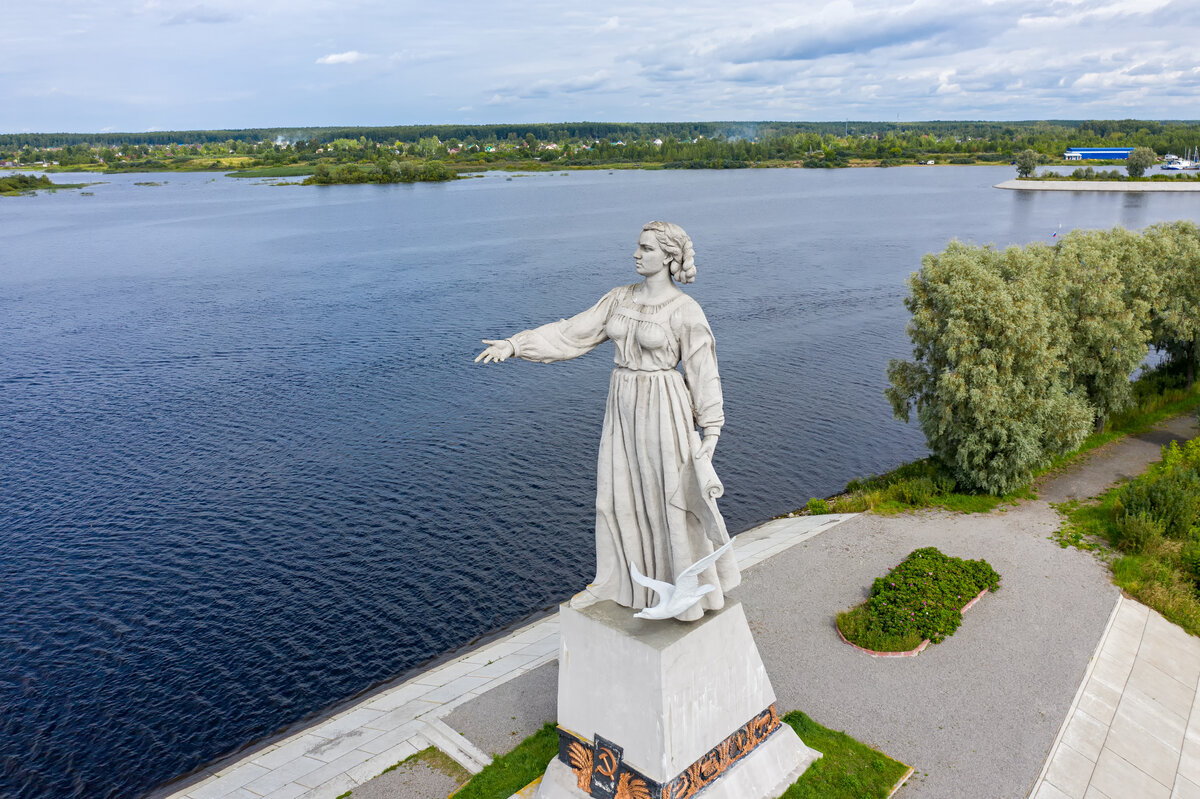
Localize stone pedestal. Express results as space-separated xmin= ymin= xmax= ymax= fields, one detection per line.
xmin=534 ymin=600 xmax=820 ymax=799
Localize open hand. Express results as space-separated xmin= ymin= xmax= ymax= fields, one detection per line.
xmin=475 ymin=339 xmax=515 ymax=363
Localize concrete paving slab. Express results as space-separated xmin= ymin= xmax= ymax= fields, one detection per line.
xmin=1090 ymin=747 xmax=1171 ymax=799
xmin=241 ymin=755 xmax=325 ymax=796
xmin=1105 ymin=713 xmax=1181 ymax=785
xmin=1060 ymin=711 xmax=1108 ymax=762
xmin=1044 ymin=743 xmax=1096 ymax=798
xmin=1174 ymin=774 xmax=1200 ymax=799
xmin=1117 ymin=691 xmax=1187 ymax=748
xmin=1077 ymin=677 xmax=1122 ymax=725
xmin=1181 ymin=737 xmax=1200 ymax=783
xmin=1034 ymin=781 xmax=1074 ymax=799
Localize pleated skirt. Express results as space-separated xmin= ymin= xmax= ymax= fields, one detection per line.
xmin=590 ymin=367 xmax=740 ymax=621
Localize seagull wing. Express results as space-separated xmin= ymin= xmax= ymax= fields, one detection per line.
xmin=629 ymin=560 xmax=675 ymax=598
xmin=673 ymin=540 xmax=733 ymax=591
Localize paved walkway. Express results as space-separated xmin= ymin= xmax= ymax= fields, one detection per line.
xmin=161 ymin=514 xmax=858 ymax=799
xmin=1031 ymin=596 xmax=1200 ymax=799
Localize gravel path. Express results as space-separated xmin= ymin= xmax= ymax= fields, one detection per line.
xmin=369 ymin=412 xmax=1198 ymax=799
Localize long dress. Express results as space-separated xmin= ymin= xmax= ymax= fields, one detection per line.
xmin=508 ymin=283 xmax=740 ymax=621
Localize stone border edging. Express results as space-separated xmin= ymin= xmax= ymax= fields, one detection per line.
xmin=835 ymin=588 xmax=990 ymax=658
xmin=889 ymin=766 xmax=916 ymax=798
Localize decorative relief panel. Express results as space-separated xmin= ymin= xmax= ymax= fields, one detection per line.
xmin=556 ymin=704 xmax=781 ymax=799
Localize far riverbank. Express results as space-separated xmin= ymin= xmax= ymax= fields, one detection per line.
xmin=996 ymin=179 xmax=1200 ymax=191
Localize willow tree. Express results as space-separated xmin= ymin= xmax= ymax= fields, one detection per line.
xmin=1046 ymin=229 xmax=1153 ymax=431
xmin=1145 ymin=221 xmax=1200 ymax=386
xmin=886 ymin=241 xmax=1092 ymax=494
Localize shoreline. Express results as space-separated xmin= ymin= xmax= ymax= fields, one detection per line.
xmin=995 ymin=178 xmax=1200 ymax=191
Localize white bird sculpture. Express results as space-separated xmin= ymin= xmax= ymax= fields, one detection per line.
xmin=629 ymin=540 xmax=734 ymax=620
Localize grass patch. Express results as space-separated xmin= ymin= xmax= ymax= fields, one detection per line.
xmin=377 ymin=745 xmax=470 ymax=782
xmin=1051 ymin=497 xmax=1117 ymax=551
xmin=1055 ymin=435 xmax=1200 ymax=636
xmin=450 ymin=722 xmax=558 ymax=799
xmin=1111 ymin=549 xmax=1200 ymax=635
xmin=447 ymin=714 xmax=908 ymax=799
xmin=780 ymin=711 xmax=910 ymax=799
xmin=835 ymin=604 xmax=924 ymax=653
xmin=783 ymin=458 xmax=1024 ymax=518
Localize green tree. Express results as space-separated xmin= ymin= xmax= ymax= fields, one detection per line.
xmin=886 ymin=241 xmax=1092 ymax=494
xmin=1015 ymin=149 xmax=1038 ymax=178
xmin=1126 ymin=147 xmax=1156 ymax=178
xmin=1144 ymin=222 xmax=1200 ymax=386
xmin=1046 ymin=229 xmax=1151 ymax=431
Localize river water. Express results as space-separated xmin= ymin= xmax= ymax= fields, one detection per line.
xmin=3 ymin=166 xmax=1199 ymax=799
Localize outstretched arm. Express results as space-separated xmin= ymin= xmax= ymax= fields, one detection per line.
xmin=472 ymin=287 xmax=622 ymax=365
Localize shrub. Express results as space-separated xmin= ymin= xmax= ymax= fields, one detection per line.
xmin=860 ymin=547 xmax=999 ymax=645
xmin=1181 ymin=541 xmax=1200 ymax=587
xmin=1117 ymin=468 xmax=1200 ymax=539
xmin=1116 ymin=512 xmax=1164 ymax=553
xmin=887 ymin=477 xmax=936 ymax=505
xmin=830 ymin=493 xmax=871 ymax=513
xmin=806 ymin=497 xmax=831 ymax=514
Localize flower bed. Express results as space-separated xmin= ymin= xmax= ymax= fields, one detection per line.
xmin=836 ymin=547 xmax=1000 ymax=655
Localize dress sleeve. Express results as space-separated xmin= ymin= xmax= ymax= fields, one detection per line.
xmin=677 ymin=301 xmax=725 ymax=435
xmin=507 ymin=287 xmax=621 ymax=364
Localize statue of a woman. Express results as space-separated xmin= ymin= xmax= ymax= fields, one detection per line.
xmin=476 ymin=222 xmax=739 ymax=621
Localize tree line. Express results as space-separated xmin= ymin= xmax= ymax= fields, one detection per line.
xmin=7 ymin=119 xmax=1200 ymax=169
xmin=886 ymin=223 xmax=1200 ymax=495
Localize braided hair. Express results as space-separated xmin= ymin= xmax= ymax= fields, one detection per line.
xmin=642 ymin=221 xmax=696 ymax=284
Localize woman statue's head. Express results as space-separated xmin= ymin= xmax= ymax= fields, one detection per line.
xmin=642 ymin=221 xmax=696 ymax=284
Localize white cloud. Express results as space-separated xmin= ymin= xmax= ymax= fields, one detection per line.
xmin=598 ymin=16 xmax=619 ymax=31
xmin=315 ymin=51 xmax=369 ymax=65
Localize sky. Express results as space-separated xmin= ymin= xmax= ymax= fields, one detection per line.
xmin=4 ymin=0 xmax=1200 ymax=133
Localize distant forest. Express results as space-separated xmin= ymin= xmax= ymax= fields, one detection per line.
xmin=7 ymin=119 xmax=1200 ymax=175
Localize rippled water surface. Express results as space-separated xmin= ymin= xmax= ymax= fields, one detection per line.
xmin=4 ymin=167 xmax=1200 ymax=798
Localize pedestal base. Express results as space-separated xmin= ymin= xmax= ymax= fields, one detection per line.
xmin=534 ymin=600 xmax=821 ymax=799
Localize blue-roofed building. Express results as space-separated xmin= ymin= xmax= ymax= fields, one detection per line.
xmin=1063 ymin=147 xmax=1136 ymax=160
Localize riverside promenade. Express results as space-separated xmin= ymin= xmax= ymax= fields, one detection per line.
xmin=160 ymin=415 xmax=1199 ymax=799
